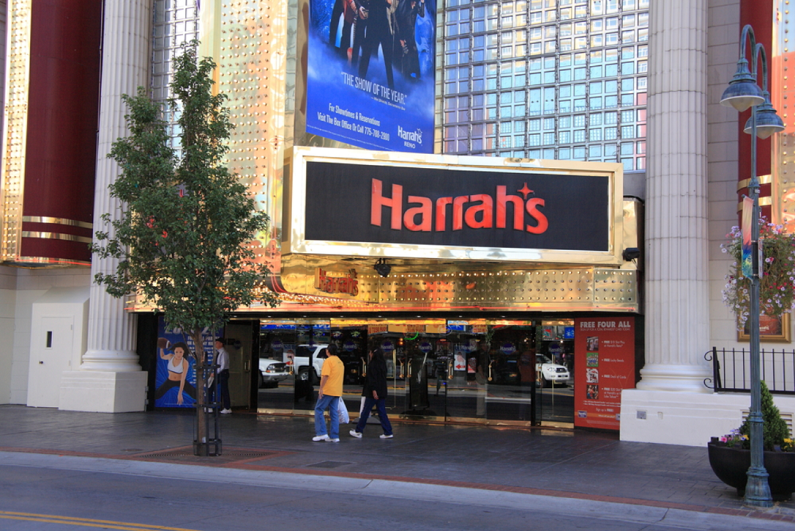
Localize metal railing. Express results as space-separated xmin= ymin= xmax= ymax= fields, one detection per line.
xmin=705 ymin=347 xmax=795 ymax=395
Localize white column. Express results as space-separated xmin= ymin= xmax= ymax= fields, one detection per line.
xmin=59 ymin=0 xmax=152 ymax=412
xmin=637 ymin=0 xmax=712 ymax=392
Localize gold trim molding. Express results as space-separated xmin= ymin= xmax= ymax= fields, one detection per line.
xmin=736 ymin=174 xmax=772 ymax=191
xmin=21 ymin=231 xmax=92 ymax=244
xmin=22 ymin=216 xmax=93 ymax=230
xmin=737 ymin=196 xmax=773 ymax=212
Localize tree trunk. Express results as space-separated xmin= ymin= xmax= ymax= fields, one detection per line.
xmin=191 ymin=328 xmax=208 ymax=456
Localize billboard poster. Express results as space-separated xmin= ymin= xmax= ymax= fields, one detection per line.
xmin=154 ymin=317 xmax=215 ymax=408
xmin=306 ymin=0 xmax=436 ymax=153
xmin=574 ymin=317 xmax=635 ymax=430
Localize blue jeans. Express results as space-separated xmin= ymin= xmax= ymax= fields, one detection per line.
xmin=314 ymin=395 xmax=340 ymax=439
xmin=355 ymin=396 xmax=393 ymax=436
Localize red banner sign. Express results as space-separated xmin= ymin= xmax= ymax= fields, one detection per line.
xmin=574 ymin=317 xmax=635 ymax=430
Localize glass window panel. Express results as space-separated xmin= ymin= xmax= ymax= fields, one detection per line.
xmin=589 ymin=97 xmax=602 ymax=110
xmin=529 ymin=134 xmax=541 ymax=146
xmin=591 ymin=35 xmax=604 ymax=47
xmin=636 ymin=140 xmax=646 ymax=154
xmin=590 ymin=113 xmax=602 ymax=126
xmin=575 ymin=37 xmax=587 ymax=49
xmin=560 ymin=85 xmax=571 ymax=98
xmin=606 ymin=17 xmax=619 ymax=29
xmin=605 ymin=127 xmax=617 ymax=140
xmin=543 ymin=132 xmax=555 ymax=145
xmin=592 ymin=19 xmax=604 ymax=32
xmin=605 ymin=80 xmax=617 ymax=93
xmin=621 ymin=94 xmax=634 ymax=106
xmin=530 ymin=73 xmax=542 ymax=84
xmin=559 ymin=147 xmax=571 ymax=159
xmin=544 ymin=71 xmax=556 ymax=83
xmin=574 ymin=98 xmax=587 ymax=111
xmin=560 ymin=69 xmax=571 ymax=82
xmin=574 ymin=146 xmax=586 ymax=159
xmin=605 ymin=95 xmax=617 ymax=108
xmin=621 ymin=125 xmax=634 ymax=139
xmin=589 ymin=144 xmax=602 ymax=158
xmin=621 ymin=78 xmax=634 ymax=91
xmin=589 ymin=128 xmax=602 ymax=141
xmin=559 ymin=131 xmax=571 ymax=143
xmin=638 ymin=29 xmax=648 ymax=42
xmin=622 ymin=30 xmax=635 ymax=44
xmin=574 ymin=84 xmax=586 ymax=96
xmin=605 ymin=63 xmax=618 ymax=76
xmin=605 ymin=144 xmax=617 ymax=157
xmin=529 ymin=119 xmax=541 ymax=131
xmin=560 ymin=24 xmax=572 ymax=37
xmin=560 ymin=100 xmax=571 ymax=112
xmin=545 ymin=41 xmax=556 ymax=53
xmin=590 ymin=81 xmax=602 ymax=94
xmin=543 ymin=117 xmax=555 ymax=129
xmin=560 ymin=8 xmax=572 ymax=20
xmin=515 ymin=121 xmax=526 ymax=133
xmin=592 ymin=0 xmax=604 ymax=15
xmin=574 ymin=67 xmax=587 ymax=80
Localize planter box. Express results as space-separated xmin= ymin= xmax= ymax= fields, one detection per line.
xmin=708 ymin=441 xmax=795 ymax=501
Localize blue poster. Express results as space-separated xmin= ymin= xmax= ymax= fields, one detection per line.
xmin=154 ymin=317 xmax=215 ymax=408
xmin=306 ymin=0 xmax=436 ymax=153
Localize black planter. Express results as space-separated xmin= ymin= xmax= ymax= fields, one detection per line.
xmin=708 ymin=441 xmax=795 ymax=501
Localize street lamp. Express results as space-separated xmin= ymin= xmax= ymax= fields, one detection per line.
xmin=720 ymin=24 xmax=785 ymax=508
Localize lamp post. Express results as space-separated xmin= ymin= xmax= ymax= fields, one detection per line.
xmin=720 ymin=24 xmax=785 ymax=508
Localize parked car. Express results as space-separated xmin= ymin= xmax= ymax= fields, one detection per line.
xmin=536 ymin=354 xmax=570 ymax=387
xmin=258 ymin=357 xmax=289 ymax=388
xmin=292 ymin=344 xmax=327 ymax=384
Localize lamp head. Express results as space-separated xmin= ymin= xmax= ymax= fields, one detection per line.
xmin=720 ymin=58 xmax=764 ymax=112
xmin=622 ymin=248 xmax=640 ymax=261
xmin=743 ymin=93 xmax=785 ymax=139
xmin=374 ymin=258 xmax=391 ymax=278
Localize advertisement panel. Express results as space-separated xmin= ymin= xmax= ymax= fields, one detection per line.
xmin=154 ymin=317 xmax=215 ymax=408
xmin=305 ymin=160 xmax=611 ymax=252
xmin=574 ymin=317 xmax=635 ymax=430
xmin=306 ymin=0 xmax=436 ymax=153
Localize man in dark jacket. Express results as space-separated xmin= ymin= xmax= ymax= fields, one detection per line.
xmin=349 ymin=348 xmax=394 ymax=438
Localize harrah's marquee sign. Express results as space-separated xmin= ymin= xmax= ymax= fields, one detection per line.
xmin=288 ymin=149 xmax=623 ymax=263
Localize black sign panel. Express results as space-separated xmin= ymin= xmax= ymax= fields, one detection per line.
xmin=304 ymin=161 xmax=610 ymax=252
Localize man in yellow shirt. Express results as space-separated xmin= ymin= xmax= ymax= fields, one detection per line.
xmin=313 ymin=344 xmax=345 ymax=442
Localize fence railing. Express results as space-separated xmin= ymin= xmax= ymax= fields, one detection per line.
xmin=705 ymin=347 xmax=795 ymax=395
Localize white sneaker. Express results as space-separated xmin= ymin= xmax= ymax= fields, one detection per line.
xmin=329 ymin=438 xmax=340 ymax=442
xmin=312 ymin=434 xmax=330 ymax=442
xmin=380 ymin=434 xmax=393 ymax=439
xmin=349 ymin=430 xmax=362 ymax=438
xmin=220 ymin=409 xmax=232 ymax=414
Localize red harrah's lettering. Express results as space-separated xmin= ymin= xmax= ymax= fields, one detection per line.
xmin=370 ymin=178 xmax=549 ymax=233
xmin=314 ymin=268 xmax=359 ymax=296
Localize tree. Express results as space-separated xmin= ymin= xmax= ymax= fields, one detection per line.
xmin=92 ymin=41 xmax=279 ymax=453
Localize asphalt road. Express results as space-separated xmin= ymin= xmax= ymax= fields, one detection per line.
xmin=1 ymin=452 xmax=791 ymax=531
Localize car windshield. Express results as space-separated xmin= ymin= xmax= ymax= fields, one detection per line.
xmin=536 ymin=355 xmax=552 ymax=364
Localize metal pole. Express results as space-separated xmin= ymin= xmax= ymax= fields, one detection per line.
xmin=744 ymin=94 xmax=773 ymax=508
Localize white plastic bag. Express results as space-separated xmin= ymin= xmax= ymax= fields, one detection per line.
xmin=338 ymin=397 xmax=350 ymax=424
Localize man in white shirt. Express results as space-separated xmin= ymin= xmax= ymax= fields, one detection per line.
xmin=215 ymin=338 xmax=231 ymax=414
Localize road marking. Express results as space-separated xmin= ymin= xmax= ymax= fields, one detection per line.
xmin=0 ymin=511 xmax=199 ymax=531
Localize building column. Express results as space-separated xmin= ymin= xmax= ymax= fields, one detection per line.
xmin=637 ymin=0 xmax=712 ymax=392
xmin=59 ymin=0 xmax=152 ymax=413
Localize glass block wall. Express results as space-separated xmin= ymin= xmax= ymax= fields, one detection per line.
xmin=441 ymin=0 xmax=648 ymax=171
xmin=151 ymin=0 xmax=201 ymax=152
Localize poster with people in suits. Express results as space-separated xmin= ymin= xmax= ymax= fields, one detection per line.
xmin=306 ymin=0 xmax=436 ymax=153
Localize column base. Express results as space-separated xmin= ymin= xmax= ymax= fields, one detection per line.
xmin=59 ymin=371 xmax=147 ymax=412
xmin=636 ymin=363 xmax=712 ymax=393
xmin=80 ymin=349 xmax=142 ymax=372
xmin=620 ymin=389 xmax=795 ymax=446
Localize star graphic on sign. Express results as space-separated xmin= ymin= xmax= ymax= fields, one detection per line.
xmin=518 ymin=183 xmax=533 ymax=199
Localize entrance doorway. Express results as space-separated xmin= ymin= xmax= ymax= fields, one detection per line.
xmin=254 ymin=318 xmax=575 ymax=426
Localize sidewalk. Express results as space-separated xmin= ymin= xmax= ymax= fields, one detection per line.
xmin=1 ymin=404 xmax=794 ymax=525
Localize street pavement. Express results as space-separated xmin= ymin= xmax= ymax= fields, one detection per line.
xmin=1 ymin=404 xmax=794 ymax=529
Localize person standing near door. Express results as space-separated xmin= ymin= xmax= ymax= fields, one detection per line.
xmin=349 ymin=348 xmax=393 ymax=439
xmin=313 ymin=344 xmax=345 ymax=442
xmin=215 ymin=338 xmax=232 ymax=414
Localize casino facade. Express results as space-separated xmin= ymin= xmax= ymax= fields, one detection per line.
xmin=0 ymin=0 xmax=793 ymax=445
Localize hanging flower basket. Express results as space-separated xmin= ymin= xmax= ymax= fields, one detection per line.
xmin=721 ymin=219 xmax=795 ymax=329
